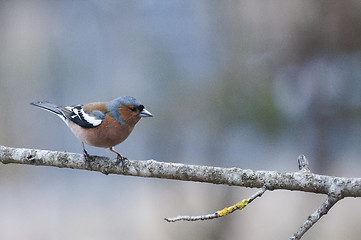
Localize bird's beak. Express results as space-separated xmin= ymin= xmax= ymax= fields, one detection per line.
xmin=138 ymin=108 xmax=153 ymax=117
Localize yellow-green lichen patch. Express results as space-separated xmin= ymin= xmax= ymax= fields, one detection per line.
xmin=216 ymin=199 xmax=249 ymax=217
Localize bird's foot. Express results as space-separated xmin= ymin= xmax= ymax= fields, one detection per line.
xmin=83 ymin=149 xmax=92 ymax=169
xmin=115 ymin=154 xmax=128 ymax=169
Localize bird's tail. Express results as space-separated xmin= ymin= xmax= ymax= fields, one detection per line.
xmin=30 ymin=101 xmax=66 ymax=120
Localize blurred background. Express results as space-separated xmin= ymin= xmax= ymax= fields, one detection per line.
xmin=1 ymin=0 xmax=361 ymax=239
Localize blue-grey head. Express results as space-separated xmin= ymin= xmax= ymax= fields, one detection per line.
xmin=106 ymin=96 xmax=152 ymax=125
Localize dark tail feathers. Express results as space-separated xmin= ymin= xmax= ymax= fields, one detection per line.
xmin=30 ymin=101 xmax=64 ymax=117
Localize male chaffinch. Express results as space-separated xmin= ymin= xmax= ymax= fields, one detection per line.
xmin=30 ymin=96 xmax=152 ymax=165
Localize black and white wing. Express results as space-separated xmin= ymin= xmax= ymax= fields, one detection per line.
xmin=60 ymin=105 xmax=105 ymax=128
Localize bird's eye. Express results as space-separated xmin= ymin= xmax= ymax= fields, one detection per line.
xmin=129 ymin=106 xmax=137 ymax=112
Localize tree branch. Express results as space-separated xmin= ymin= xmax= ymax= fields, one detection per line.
xmin=289 ymin=194 xmax=342 ymax=240
xmin=1 ymin=145 xmax=360 ymax=197
xmin=0 ymin=145 xmax=360 ymax=239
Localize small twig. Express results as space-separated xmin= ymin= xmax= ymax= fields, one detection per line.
xmin=291 ymin=156 xmax=342 ymax=239
xmin=289 ymin=194 xmax=342 ymax=240
xmin=165 ymin=185 xmax=267 ymax=222
xmin=297 ymin=154 xmax=310 ymax=172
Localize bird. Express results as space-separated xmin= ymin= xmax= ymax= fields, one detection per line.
xmin=30 ymin=96 xmax=152 ymax=166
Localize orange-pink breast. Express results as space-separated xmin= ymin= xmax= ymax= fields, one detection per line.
xmin=68 ymin=114 xmax=134 ymax=148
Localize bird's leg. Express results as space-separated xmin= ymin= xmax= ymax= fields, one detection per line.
xmin=82 ymin=142 xmax=92 ymax=169
xmin=109 ymin=147 xmax=128 ymax=168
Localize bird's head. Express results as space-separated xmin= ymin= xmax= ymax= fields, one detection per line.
xmin=107 ymin=96 xmax=152 ymax=126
